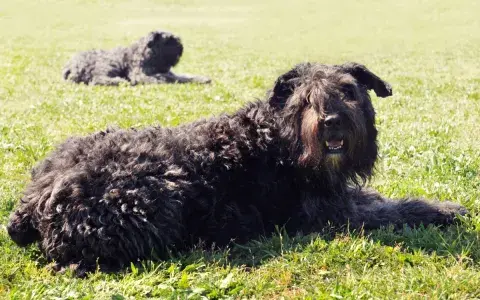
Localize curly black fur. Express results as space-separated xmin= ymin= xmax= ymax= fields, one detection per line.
xmin=8 ymin=62 xmax=467 ymax=276
xmin=63 ymin=30 xmax=211 ymax=86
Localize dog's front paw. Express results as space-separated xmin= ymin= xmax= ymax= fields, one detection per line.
xmin=437 ymin=201 xmax=469 ymax=224
xmin=193 ymin=76 xmax=211 ymax=84
xmin=441 ymin=201 xmax=468 ymax=215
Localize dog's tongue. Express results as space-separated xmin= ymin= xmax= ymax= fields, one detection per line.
xmin=326 ymin=140 xmax=343 ymax=148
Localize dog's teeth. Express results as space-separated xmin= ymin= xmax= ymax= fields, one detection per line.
xmin=326 ymin=140 xmax=344 ymax=151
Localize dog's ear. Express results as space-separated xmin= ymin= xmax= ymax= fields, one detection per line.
xmin=340 ymin=62 xmax=392 ymax=98
xmin=147 ymin=32 xmax=163 ymax=48
xmin=268 ymin=63 xmax=310 ymax=109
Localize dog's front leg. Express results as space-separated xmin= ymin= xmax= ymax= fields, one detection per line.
xmin=128 ymin=72 xmax=168 ymax=85
xmin=353 ymin=189 xmax=468 ymax=229
xmin=159 ymin=71 xmax=211 ymax=84
xmin=129 ymin=71 xmax=210 ymax=85
xmin=90 ymin=76 xmax=129 ymax=86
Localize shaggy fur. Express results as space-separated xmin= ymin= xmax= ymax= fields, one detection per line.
xmin=8 ymin=62 xmax=467 ymax=276
xmin=63 ymin=30 xmax=211 ymax=86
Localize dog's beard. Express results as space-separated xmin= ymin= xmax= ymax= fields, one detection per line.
xmin=325 ymin=152 xmax=343 ymax=170
xmin=323 ymin=138 xmax=346 ymax=170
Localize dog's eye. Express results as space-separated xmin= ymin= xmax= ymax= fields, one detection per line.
xmin=341 ymin=87 xmax=355 ymax=101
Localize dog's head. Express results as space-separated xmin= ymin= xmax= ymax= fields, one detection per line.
xmin=268 ymin=62 xmax=392 ymax=183
xmin=140 ymin=30 xmax=184 ymax=74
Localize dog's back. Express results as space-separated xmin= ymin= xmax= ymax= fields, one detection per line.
xmin=63 ymin=48 xmax=127 ymax=84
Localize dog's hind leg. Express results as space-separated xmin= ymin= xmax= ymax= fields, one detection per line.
xmin=37 ymin=176 xmax=186 ymax=277
xmin=352 ymin=189 xmax=468 ymax=229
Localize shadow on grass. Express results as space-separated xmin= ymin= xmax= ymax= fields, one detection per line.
xmin=16 ymin=217 xmax=480 ymax=279
xmin=225 ymin=220 xmax=480 ymax=268
xmin=124 ymin=220 xmax=480 ymax=280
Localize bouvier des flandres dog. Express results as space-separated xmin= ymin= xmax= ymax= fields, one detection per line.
xmin=63 ymin=30 xmax=211 ymax=86
xmin=8 ymin=62 xmax=467 ymax=276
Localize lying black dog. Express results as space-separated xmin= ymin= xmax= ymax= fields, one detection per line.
xmin=9 ymin=62 xmax=467 ymax=276
xmin=63 ymin=30 xmax=211 ymax=85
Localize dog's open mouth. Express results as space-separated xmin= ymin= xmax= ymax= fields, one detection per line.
xmin=325 ymin=139 xmax=345 ymax=154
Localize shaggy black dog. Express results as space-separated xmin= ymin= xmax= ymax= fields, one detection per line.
xmin=8 ymin=62 xmax=467 ymax=276
xmin=63 ymin=30 xmax=211 ymax=85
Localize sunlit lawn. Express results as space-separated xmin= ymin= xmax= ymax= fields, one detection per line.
xmin=0 ymin=0 xmax=479 ymax=298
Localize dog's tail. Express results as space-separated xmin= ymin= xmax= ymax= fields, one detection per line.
xmin=7 ymin=209 xmax=40 ymax=247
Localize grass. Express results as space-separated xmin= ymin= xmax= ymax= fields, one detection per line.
xmin=1 ymin=0 xmax=479 ymax=298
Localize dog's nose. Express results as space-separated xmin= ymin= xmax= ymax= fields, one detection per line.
xmin=324 ymin=114 xmax=342 ymax=128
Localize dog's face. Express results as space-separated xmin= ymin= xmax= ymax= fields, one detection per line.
xmin=141 ymin=31 xmax=184 ymax=73
xmin=269 ymin=62 xmax=392 ymax=181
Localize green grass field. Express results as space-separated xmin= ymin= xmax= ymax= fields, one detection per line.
xmin=1 ymin=0 xmax=480 ymax=298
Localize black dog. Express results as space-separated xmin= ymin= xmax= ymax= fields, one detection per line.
xmin=8 ymin=62 xmax=467 ymax=276
xmin=63 ymin=30 xmax=211 ymax=85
